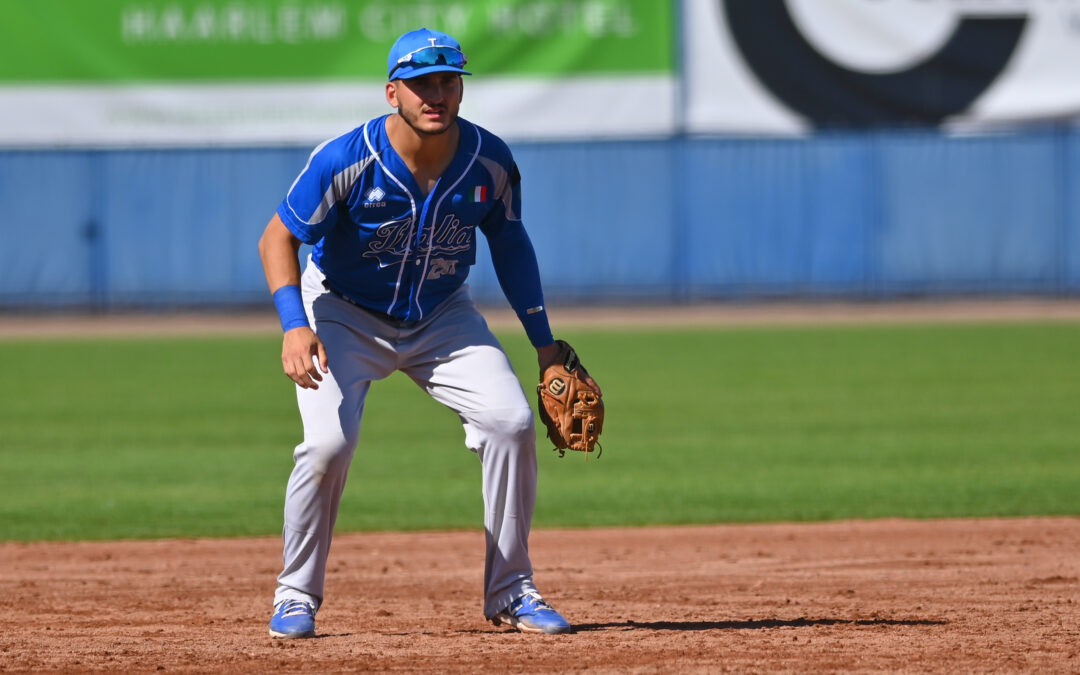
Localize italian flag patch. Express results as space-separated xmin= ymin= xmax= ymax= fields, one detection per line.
xmin=469 ymin=185 xmax=488 ymax=203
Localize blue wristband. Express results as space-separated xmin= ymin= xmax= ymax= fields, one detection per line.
xmin=272 ymin=285 xmax=310 ymax=332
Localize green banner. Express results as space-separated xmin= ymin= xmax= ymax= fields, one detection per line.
xmin=0 ymin=0 xmax=673 ymax=82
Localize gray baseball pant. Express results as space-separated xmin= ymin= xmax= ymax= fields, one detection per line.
xmin=273 ymin=262 xmax=539 ymax=619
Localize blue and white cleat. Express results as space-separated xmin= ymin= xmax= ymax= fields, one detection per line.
xmin=269 ymin=599 xmax=316 ymax=639
xmin=492 ymin=591 xmax=572 ymax=634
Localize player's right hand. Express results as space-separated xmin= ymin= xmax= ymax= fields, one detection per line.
xmin=282 ymin=326 xmax=329 ymax=389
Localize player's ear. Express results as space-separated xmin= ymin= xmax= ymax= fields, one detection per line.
xmin=385 ymin=81 xmax=399 ymax=108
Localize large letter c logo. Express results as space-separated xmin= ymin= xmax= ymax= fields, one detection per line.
xmin=722 ymin=0 xmax=1028 ymax=127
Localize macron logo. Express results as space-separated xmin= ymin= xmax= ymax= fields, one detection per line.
xmin=364 ymin=187 xmax=387 ymax=208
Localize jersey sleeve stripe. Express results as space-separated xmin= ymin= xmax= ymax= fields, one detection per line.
xmin=285 ymin=154 xmax=376 ymax=227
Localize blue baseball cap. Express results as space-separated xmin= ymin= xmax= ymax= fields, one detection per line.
xmin=387 ymin=28 xmax=472 ymax=81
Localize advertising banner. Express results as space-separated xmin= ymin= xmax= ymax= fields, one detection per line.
xmin=5 ymin=0 xmax=1079 ymax=145
xmin=686 ymin=0 xmax=1080 ymax=134
xmin=0 ymin=0 xmax=675 ymax=146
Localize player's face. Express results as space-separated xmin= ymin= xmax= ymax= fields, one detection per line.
xmin=388 ymin=72 xmax=463 ymax=136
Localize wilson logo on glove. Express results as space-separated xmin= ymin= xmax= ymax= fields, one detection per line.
xmin=548 ymin=378 xmax=567 ymax=395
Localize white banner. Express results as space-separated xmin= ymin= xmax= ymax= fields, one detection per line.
xmin=685 ymin=0 xmax=1080 ymax=134
xmin=0 ymin=77 xmax=674 ymax=148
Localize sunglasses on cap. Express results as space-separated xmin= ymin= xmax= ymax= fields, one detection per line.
xmin=389 ymin=44 xmax=468 ymax=79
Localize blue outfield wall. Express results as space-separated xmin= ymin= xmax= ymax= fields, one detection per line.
xmin=1 ymin=126 xmax=1078 ymax=309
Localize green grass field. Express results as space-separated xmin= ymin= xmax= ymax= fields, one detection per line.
xmin=1 ymin=320 xmax=1077 ymax=541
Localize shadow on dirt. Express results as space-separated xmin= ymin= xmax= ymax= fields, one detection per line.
xmin=572 ymin=617 xmax=948 ymax=632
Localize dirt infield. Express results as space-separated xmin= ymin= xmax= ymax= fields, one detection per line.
xmin=2 ymin=518 xmax=1078 ymax=673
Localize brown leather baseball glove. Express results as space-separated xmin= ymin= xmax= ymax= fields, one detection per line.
xmin=536 ymin=340 xmax=604 ymax=457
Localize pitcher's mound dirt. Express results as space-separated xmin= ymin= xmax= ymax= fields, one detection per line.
xmin=2 ymin=518 xmax=1078 ymax=673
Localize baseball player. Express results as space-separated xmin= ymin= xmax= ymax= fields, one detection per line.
xmin=257 ymin=27 xmax=601 ymax=638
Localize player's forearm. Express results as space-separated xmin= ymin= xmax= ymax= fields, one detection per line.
xmin=487 ymin=222 xmax=554 ymax=347
xmin=258 ymin=213 xmax=303 ymax=293
xmin=259 ymin=213 xmax=311 ymax=333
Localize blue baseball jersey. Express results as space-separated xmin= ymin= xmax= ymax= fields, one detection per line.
xmin=278 ymin=115 xmax=552 ymax=344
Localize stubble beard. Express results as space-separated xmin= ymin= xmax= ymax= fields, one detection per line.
xmin=397 ymin=107 xmax=455 ymax=137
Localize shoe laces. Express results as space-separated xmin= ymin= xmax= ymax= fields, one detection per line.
xmin=515 ymin=591 xmax=554 ymax=613
xmin=276 ymin=599 xmax=314 ymax=618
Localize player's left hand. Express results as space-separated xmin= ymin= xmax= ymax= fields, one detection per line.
xmin=536 ymin=340 xmax=605 ymax=455
xmin=537 ymin=341 xmax=602 ymax=397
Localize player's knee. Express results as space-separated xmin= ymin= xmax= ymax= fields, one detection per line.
xmin=473 ymin=405 xmax=535 ymax=440
xmin=295 ymin=434 xmax=357 ymax=476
